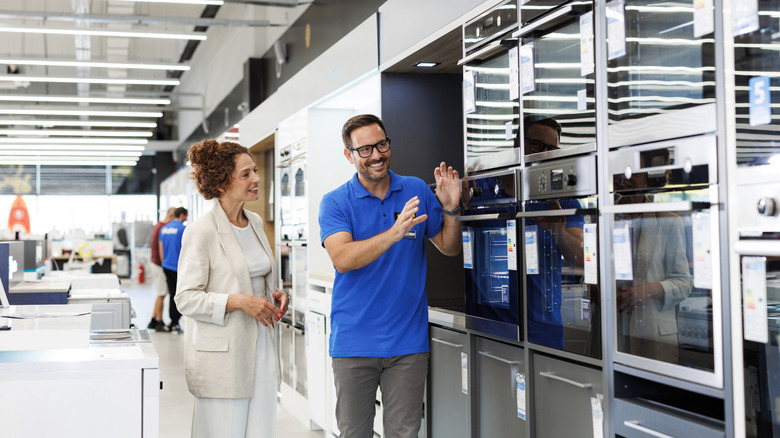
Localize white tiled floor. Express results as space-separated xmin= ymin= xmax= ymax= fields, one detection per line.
xmin=123 ymin=279 xmax=323 ymax=438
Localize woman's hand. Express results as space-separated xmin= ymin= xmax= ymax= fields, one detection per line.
xmin=273 ymin=289 xmax=289 ymax=319
xmin=227 ymin=294 xmax=281 ymax=327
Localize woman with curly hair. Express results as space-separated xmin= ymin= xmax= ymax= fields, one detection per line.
xmin=174 ymin=139 xmax=289 ymax=438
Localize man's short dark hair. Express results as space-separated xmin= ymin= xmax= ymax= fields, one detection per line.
xmin=342 ymin=114 xmax=387 ymax=149
xmin=523 ymin=115 xmax=562 ymax=141
xmin=174 ymin=207 xmax=188 ymax=219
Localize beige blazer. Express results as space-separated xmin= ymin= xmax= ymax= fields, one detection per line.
xmin=174 ymin=202 xmax=278 ymax=398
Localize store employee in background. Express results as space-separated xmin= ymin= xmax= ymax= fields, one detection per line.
xmin=147 ymin=207 xmax=175 ymax=331
xmin=175 ymin=139 xmax=288 ymax=438
xmin=319 ymin=114 xmax=462 ymax=438
xmin=159 ymin=206 xmax=187 ymax=333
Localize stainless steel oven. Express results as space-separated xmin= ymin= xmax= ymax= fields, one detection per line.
xmin=734 ymin=168 xmax=780 ymax=437
xmin=732 ymin=0 xmax=780 ymax=167
xmin=603 ymin=134 xmax=723 ymax=388
xmin=515 ymin=0 xmax=597 ymax=163
xmin=605 ymin=0 xmax=717 ymax=148
xmin=520 ymin=154 xmax=600 ymax=358
xmin=459 ymin=168 xmax=522 ymax=341
xmin=461 ymin=0 xmax=520 ymax=173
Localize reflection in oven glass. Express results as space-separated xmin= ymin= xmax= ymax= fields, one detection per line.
xmin=475 ymin=228 xmax=510 ymax=307
xmin=733 ymin=1 xmax=780 ymax=166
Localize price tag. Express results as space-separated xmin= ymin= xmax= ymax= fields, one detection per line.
xmin=693 ymin=0 xmax=714 ymax=37
xmin=507 ymin=220 xmax=518 ymax=271
xmin=607 ymin=0 xmax=626 ymax=60
xmin=743 ymin=257 xmax=768 ymax=343
xmin=520 ymin=44 xmax=535 ymax=94
xmin=461 ymin=352 xmax=469 ymax=395
xmin=508 ymin=46 xmax=520 ymax=101
xmin=464 ymin=71 xmax=476 ymax=114
xmin=462 ymin=230 xmax=474 ymax=269
xmin=516 ymin=373 xmax=526 ymax=420
xmin=584 ymin=223 xmax=598 ymax=284
xmin=733 ymin=0 xmax=760 ymax=36
xmin=613 ymin=222 xmax=633 ymax=281
xmin=580 ymin=11 xmax=594 ymax=76
xmin=525 ymin=225 xmax=539 ymax=275
xmin=591 ymin=394 xmax=604 ymax=437
xmin=692 ymin=212 xmax=713 ymax=289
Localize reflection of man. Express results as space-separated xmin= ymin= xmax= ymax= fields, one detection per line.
xmin=319 ymin=114 xmax=462 ymax=438
xmin=522 ymin=116 xmax=584 ymax=349
xmin=160 ymin=207 xmax=188 ymax=333
xmin=613 ymin=148 xmax=693 ymax=364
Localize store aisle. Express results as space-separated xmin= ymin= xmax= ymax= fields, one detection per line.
xmin=123 ymin=279 xmax=323 ymax=438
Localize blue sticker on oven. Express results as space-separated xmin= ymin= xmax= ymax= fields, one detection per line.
xmin=750 ymin=76 xmax=771 ymax=126
xmin=463 ymin=230 xmax=473 ymax=269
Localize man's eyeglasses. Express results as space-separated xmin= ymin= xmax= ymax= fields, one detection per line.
xmin=524 ymin=138 xmax=560 ymax=154
xmin=349 ymin=138 xmax=391 ymax=158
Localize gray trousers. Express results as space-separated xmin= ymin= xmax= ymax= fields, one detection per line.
xmin=332 ymin=353 xmax=429 ymax=438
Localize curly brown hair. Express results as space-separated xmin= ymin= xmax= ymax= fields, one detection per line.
xmin=187 ymin=139 xmax=249 ymax=200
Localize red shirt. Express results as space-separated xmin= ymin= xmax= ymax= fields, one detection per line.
xmin=150 ymin=221 xmax=166 ymax=266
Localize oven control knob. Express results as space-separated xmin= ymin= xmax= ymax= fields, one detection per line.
xmin=757 ymin=197 xmax=778 ymax=216
xmin=470 ymin=187 xmax=482 ymax=198
xmin=566 ymin=174 xmax=577 ymax=186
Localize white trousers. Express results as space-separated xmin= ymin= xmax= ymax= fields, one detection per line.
xmin=190 ymin=325 xmax=278 ymax=438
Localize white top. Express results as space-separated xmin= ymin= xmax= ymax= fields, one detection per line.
xmin=231 ymin=223 xmax=272 ymax=299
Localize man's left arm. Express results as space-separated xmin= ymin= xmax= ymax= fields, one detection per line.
xmin=429 ymin=161 xmax=462 ymax=257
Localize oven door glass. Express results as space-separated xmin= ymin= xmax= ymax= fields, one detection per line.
xmin=521 ymin=12 xmax=596 ymax=162
xmin=523 ymin=196 xmax=600 ymax=358
xmin=741 ymin=255 xmax=780 ymax=437
xmin=609 ymin=186 xmax=719 ymax=383
xmin=519 ymin=0 xmax=578 ymax=26
xmin=733 ymin=1 xmax=780 ymax=167
xmin=606 ymin=0 xmax=716 ymax=146
xmin=465 ymin=51 xmax=521 ymax=171
xmin=462 ymin=207 xmax=521 ymax=339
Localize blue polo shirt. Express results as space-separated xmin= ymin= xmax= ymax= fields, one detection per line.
xmin=160 ymin=220 xmax=186 ymax=272
xmin=319 ymin=171 xmax=444 ymax=357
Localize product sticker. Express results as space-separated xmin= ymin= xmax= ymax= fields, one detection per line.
xmin=582 ymin=298 xmax=591 ymax=322
xmin=525 ymin=225 xmax=539 ymax=275
xmin=612 ymin=221 xmax=633 ymax=281
xmin=508 ymin=46 xmax=520 ymax=101
xmin=591 ymin=394 xmax=605 ymax=438
xmin=516 ymin=373 xmax=527 ymax=420
xmin=464 ymin=71 xmax=477 ymax=114
xmin=463 ymin=230 xmax=474 ymax=269
xmin=505 ymin=121 xmax=514 ymax=141
xmin=584 ymin=223 xmax=598 ymax=284
xmin=520 ymin=44 xmax=536 ymax=94
xmin=693 ymin=0 xmax=714 ymax=37
xmin=733 ymin=0 xmax=760 ymax=37
xmin=461 ymin=352 xmax=469 ymax=395
xmin=606 ymin=0 xmax=626 ymax=60
xmin=692 ymin=212 xmax=713 ymax=289
xmin=750 ymin=76 xmax=772 ymax=126
xmin=507 ymin=220 xmax=518 ymax=271
xmin=580 ymin=11 xmax=595 ymax=76
xmin=577 ymin=89 xmax=588 ymax=112
xmin=743 ymin=256 xmax=768 ymax=343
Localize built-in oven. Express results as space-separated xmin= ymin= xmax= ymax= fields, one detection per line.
xmin=605 ymin=0 xmax=717 ymax=148
xmin=460 ymin=0 xmax=520 ymax=173
xmin=458 ymin=168 xmax=522 ymax=341
xmin=603 ymin=134 xmax=722 ymax=388
xmin=514 ymin=0 xmax=597 ymax=163
xmin=519 ymin=154 xmax=600 ymax=358
xmin=734 ymin=168 xmax=780 ymax=437
xmin=731 ymin=0 xmax=780 ymax=167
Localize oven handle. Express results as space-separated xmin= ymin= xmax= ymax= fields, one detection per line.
xmin=456 ymin=212 xmax=515 ymax=222
xmin=734 ymin=240 xmax=780 ymax=256
xmin=622 ymin=421 xmax=674 ymax=438
xmin=515 ymin=208 xmax=598 ymax=218
xmin=431 ymin=338 xmax=464 ymax=349
xmin=601 ymin=201 xmax=713 ymax=215
xmin=512 ymin=4 xmax=574 ymax=38
xmin=538 ymin=371 xmax=592 ymax=389
xmin=478 ymin=350 xmax=518 ymax=365
xmin=458 ymin=39 xmax=506 ymax=66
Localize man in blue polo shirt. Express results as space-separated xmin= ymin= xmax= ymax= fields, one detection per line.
xmin=319 ymin=114 xmax=462 ymax=438
xmin=159 ymin=206 xmax=187 ymax=334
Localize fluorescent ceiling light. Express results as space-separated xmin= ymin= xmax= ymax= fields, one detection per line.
xmin=0 ymin=157 xmax=140 ymax=166
xmin=0 ymin=138 xmax=148 ymax=145
xmin=0 ymin=109 xmax=163 ymax=118
xmin=0 ymin=129 xmax=153 ymax=137
xmin=0 ymin=58 xmax=189 ymax=71
xmin=0 ymin=95 xmax=170 ymax=105
xmin=414 ymin=62 xmax=439 ymax=68
xmin=0 ymin=144 xmax=145 ymax=151
xmin=116 ymin=0 xmax=224 ymax=4
xmin=0 ymin=26 xmax=206 ymax=41
xmin=0 ymin=119 xmax=157 ymax=128
xmin=2 ymin=150 xmax=142 ymax=157
xmin=0 ymin=75 xmax=180 ymax=86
